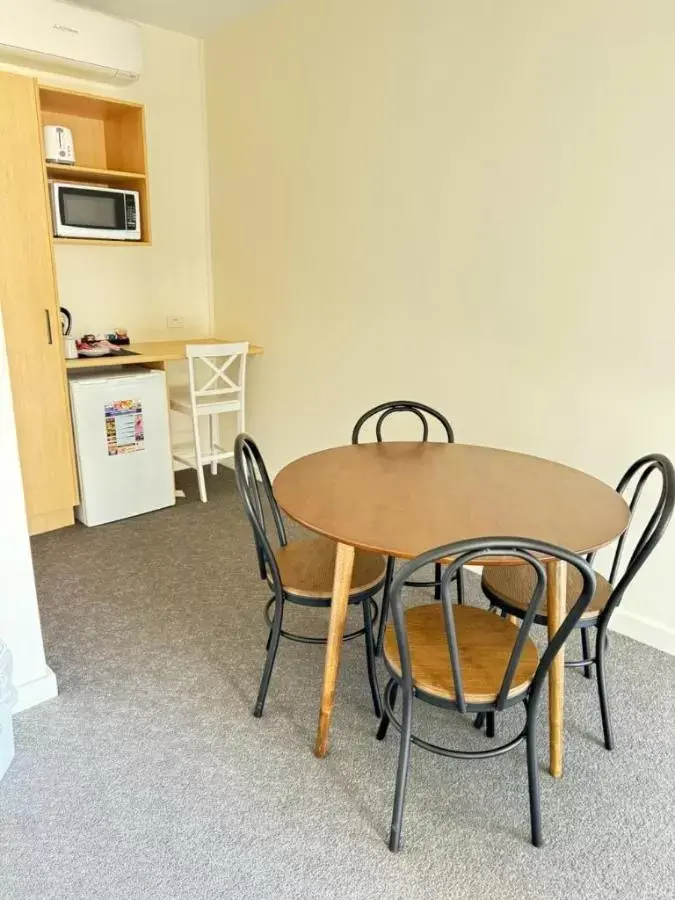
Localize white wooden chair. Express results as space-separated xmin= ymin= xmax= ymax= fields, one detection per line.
xmin=170 ymin=342 xmax=248 ymax=502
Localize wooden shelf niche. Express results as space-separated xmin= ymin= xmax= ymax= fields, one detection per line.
xmin=39 ymin=85 xmax=151 ymax=245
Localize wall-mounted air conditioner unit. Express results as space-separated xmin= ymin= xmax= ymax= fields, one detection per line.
xmin=0 ymin=0 xmax=142 ymax=85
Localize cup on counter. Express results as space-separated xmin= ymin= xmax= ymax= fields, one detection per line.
xmin=63 ymin=336 xmax=78 ymax=359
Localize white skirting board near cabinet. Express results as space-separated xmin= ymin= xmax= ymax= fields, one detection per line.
xmin=14 ymin=667 xmax=58 ymax=714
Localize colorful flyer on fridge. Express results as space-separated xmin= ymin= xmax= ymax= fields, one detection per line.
xmin=105 ymin=399 xmax=144 ymax=456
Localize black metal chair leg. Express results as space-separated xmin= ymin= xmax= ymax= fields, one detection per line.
xmin=473 ymin=712 xmax=486 ymax=730
xmin=596 ymin=626 xmax=615 ymax=750
xmin=375 ymin=556 xmax=395 ymax=657
xmin=362 ymin=597 xmax=382 ymax=717
xmin=580 ymin=627 xmax=592 ymax=679
xmin=389 ymin=688 xmax=413 ymax=852
xmin=434 ymin=562 xmax=442 ymax=600
xmin=486 ymin=711 xmax=495 ymax=738
xmin=456 ymin=567 xmax=465 ymax=605
xmin=376 ymin=680 xmax=397 ymax=741
xmin=254 ymin=597 xmax=284 ymax=718
xmin=525 ymin=703 xmax=543 ymax=847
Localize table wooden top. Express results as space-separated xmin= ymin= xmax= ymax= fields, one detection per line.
xmin=65 ymin=337 xmax=263 ymax=370
xmin=273 ymin=442 xmax=630 ymax=563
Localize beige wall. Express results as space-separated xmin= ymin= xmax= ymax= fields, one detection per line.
xmin=1 ymin=24 xmax=212 ymax=341
xmin=205 ymin=0 xmax=675 ymax=649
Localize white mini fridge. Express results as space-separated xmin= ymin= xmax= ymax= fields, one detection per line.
xmin=69 ymin=367 xmax=175 ymax=526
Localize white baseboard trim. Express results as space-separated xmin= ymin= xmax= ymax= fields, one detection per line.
xmin=609 ymin=610 xmax=675 ymax=656
xmin=14 ymin=666 xmax=58 ymax=714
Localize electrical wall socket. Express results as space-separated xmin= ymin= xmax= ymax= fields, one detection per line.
xmin=166 ymin=316 xmax=184 ymax=329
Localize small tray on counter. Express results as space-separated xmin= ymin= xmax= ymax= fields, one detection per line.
xmin=78 ymin=347 xmax=139 ymax=359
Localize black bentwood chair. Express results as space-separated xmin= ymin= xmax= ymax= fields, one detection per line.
xmin=234 ymin=434 xmax=386 ymax=719
xmin=351 ymin=401 xmax=461 ymax=655
xmin=481 ymin=454 xmax=675 ymax=750
xmin=377 ymin=537 xmax=597 ymax=851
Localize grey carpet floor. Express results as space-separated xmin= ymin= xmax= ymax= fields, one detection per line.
xmin=2 ymin=468 xmax=674 ymax=900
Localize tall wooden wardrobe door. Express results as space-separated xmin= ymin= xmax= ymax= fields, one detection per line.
xmin=0 ymin=71 xmax=77 ymax=534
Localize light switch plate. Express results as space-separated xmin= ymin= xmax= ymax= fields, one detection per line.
xmin=166 ymin=316 xmax=184 ymax=329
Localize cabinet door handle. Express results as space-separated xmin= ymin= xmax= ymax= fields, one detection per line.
xmin=45 ymin=309 xmax=53 ymax=345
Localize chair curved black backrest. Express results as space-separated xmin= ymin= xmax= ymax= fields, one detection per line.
xmin=351 ymin=401 xmax=454 ymax=444
xmin=590 ymin=454 xmax=675 ymax=629
xmin=389 ymin=538 xmax=596 ymax=713
xmin=234 ymin=434 xmax=287 ymax=597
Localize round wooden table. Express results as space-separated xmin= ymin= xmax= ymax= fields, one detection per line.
xmin=274 ymin=442 xmax=630 ymax=772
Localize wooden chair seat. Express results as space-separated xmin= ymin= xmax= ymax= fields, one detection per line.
xmin=482 ymin=564 xmax=612 ymax=622
xmin=383 ymin=604 xmax=539 ymax=704
xmin=275 ymin=537 xmax=386 ymax=599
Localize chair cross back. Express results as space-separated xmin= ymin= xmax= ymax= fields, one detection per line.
xmin=186 ymin=342 xmax=248 ymax=400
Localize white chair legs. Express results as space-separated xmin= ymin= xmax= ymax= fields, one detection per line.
xmin=209 ymin=414 xmax=219 ymax=476
xmin=190 ymin=407 xmax=208 ymax=503
xmin=170 ymin=342 xmax=249 ymax=503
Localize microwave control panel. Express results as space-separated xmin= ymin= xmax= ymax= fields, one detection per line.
xmin=125 ymin=193 xmax=138 ymax=229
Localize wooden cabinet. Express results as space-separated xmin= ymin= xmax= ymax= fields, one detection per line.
xmin=38 ymin=85 xmax=151 ymax=245
xmin=0 ymin=72 xmax=77 ymax=534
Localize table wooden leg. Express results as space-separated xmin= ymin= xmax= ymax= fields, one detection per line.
xmin=314 ymin=541 xmax=355 ymax=758
xmin=547 ymin=559 xmax=566 ymax=778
